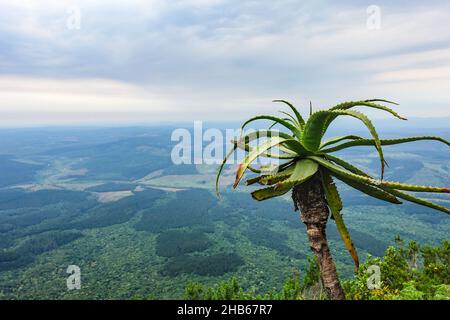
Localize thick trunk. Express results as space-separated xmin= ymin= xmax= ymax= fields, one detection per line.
xmin=292 ymin=173 xmax=345 ymax=300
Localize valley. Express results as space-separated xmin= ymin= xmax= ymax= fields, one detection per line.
xmin=0 ymin=126 xmax=448 ymax=299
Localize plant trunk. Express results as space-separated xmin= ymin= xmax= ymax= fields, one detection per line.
xmin=292 ymin=173 xmax=345 ymax=300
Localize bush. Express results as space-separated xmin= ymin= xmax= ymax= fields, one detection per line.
xmin=343 ymin=239 xmax=450 ymax=300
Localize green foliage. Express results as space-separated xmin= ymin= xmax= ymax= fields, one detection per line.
xmin=396 ymin=282 xmax=424 ymax=300
xmin=301 ymin=257 xmax=321 ymax=291
xmin=184 ymin=257 xmax=324 ymax=300
xmin=343 ymin=239 xmax=450 ymax=300
xmin=276 ymin=272 xmax=302 ymax=300
xmin=184 ymin=275 xmax=298 ymax=300
xmin=433 ymin=284 xmax=450 ymax=300
xmin=185 ymin=277 xmax=253 ymax=300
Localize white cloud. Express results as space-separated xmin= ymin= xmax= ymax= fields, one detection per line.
xmin=0 ymin=0 xmax=450 ymax=125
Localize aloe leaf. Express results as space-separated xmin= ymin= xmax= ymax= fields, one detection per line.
xmin=302 ymin=111 xmax=331 ymax=151
xmin=303 ymin=109 xmax=386 ymax=178
xmin=275 ymin=159 xmax=319 ymax=189
xmin=269 ymin=119 xmax=297 ymax=130
xmin=328 ymin=170 xmax=401 ymax=204
xmin=323 ymin=154 xmax=371 ymax=177
xmin=322 ymin=171 xmax=359 ymax=270
xmin=237 ymin=137 xmax=305 ymax=156
xmin=379 ymin=182 xmax=450 ymax=193
xmin=384 ymin=189 xmax=450 ymax=215
xmin=248 ymin=165 xmax=262 ymax=173
xmin=245 ymin=175 xmax=265 ymax=186
xmin=309 ymin=155 xmax=449 ymax=194
xmin=364 ymin=98 xmax=399 ymax=105
xmin=233 ymin=140 xmax=297 ymax=159
xmin=321 ymin=136 xmax=450 ymax=153
xmin=330 ymin=101 xmax=406 ymax=120
xmin=278 ymin=143 xmax=299 ymax=155
xmin=259 ymin=166 xmax=295 ymax=185
xmin=233 ymin=129 xmax=298 ymax=158
xmin=320 ymin=135 xmax=364 ymax=149
xmin=273 ymin=99 xmax=306 ymax=129
xmin=246 ymin=163 xmax=296 ymax=186
xmin=241 ymin=129 xmax=294 ymax=141
xmin=251 ymin=184 xmax=292 ymax=201
xmin=279 ymin=111 xmax=299 ymax=125
xmin=309 ymin=155 xmax=379 ymax=185
xmin=216 ymin=144 xmax=238 ymax=196
xmin=242 ymin=115 xmax=303 ymax=140
xmin=280 ymin=140 xmax=308 ymax=156
xmin=234 ymin=136 xmax=291 ymax=188
xmin=216 ymin=130 xmax=292 ymax=196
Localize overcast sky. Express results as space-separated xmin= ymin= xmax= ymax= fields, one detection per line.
xmin=1 ymin=0 xmax=450 ymax=126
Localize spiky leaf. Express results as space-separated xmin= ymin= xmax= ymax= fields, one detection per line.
xmin=259 ymin=166 xmax=295 ymax=185
xmin=234 ymin=136 xmax=290 ymax=188
xmin=330 ymin=100 xmax=406 ymax=120
xmin=273 ymin=100 xmax=306 ymax=129
xmin=251 ymin=185 xmax=291 ymax=201
xmin=320 ymin=135 xmax=364 ymax=150
xmin=324 ymin=154 xmax=371 ymax=177
xmin=302 ymin=109 xmax=386 ymax=178
xmin=384 ymin=189 xmax=450 ymax=215
xmin=328 ymin=170 xmax=401 ymax=204
xmin=322 ymin=171 xmax=359 ymax=270
xmin=242 ymin=115 xmax=302 ymax=140
xmin=309 ymin=156 xmax=449 ymax=199
xmin=321 ymin=136 xmax=450 ymax=153
xmin=275 ymin=159 xmax=319 ymax=189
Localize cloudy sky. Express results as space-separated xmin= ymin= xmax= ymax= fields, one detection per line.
xmin=1 ymin=0 xmax=450 ymax=126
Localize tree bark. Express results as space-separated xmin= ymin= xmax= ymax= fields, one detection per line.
xmin=292 ymin=173 xmax=345 ymax=300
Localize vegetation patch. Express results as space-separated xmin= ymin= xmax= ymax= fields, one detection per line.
xmin=155 ymin=230 xmax=212 ymax=257
xmin=161 ymin=253 xmax=244 ymax=277
xmin=247 ymin=224 xmax=306 ymax=260
xmin=0 ymin=231 xmax=82 ymax=272
xmin=134 ymin=189 xmax=218 ymax=232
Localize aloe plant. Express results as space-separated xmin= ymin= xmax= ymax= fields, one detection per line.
xmin=216 ymin=99 xmax=450 ymax=300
